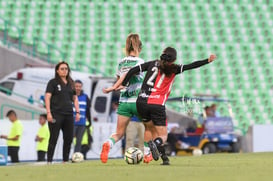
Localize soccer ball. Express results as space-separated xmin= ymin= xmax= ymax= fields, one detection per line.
xmin=71 ymin=152 xmax=84 ymax=163
xmin=124 ymin=147 xmax=143 ymax=164
xmin=192 ymin=149 xmax=203 ymax=156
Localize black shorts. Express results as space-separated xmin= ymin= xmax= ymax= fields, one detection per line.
xmin=136 ymin=101 xmax=167 ymax=126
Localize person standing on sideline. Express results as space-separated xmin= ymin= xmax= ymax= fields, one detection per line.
xmin=0 ymin=110 xmax=23 ymax=163
xmin=100 ymin=33 xmax=144 ymax=163
xmin=120 ymin=47 xmax=216 ymax=165
xmin=73 ymin=79 xmax=91 ymax=153
xmin=45 ymin=61 xmax=80 ymax=163
xmin=35 ymin=114 xmax=50 ymax=162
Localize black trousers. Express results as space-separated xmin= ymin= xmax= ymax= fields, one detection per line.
xmin=47 ymin=113 xmax=74 ymax=162
xmin=81 ymin=145 xmax=90 ymax=160
xmin=167 ymin=133 xmax=179 ymax=153
xmin=37 ymin=151 xmax=46 ymax=161
xmin=8 ymin=146 xmax=19 ymax=163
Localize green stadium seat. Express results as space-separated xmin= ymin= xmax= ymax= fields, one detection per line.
xmin=22 ymin=32 xmax=34 ymax=45
xmin=0 ymin=1 xmax=272 ymax=131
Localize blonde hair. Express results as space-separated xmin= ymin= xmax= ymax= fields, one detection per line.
xmin=125 ymin=33 xmax=142 ymax=56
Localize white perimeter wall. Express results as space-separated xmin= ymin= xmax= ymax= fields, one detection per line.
xmin=252 ymin=125 xmax=273 ymax=152
xmin=0 ymin=119 xmax=121 ymax=161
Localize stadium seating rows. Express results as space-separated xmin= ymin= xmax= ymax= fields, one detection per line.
xmin=0 ymin=0 xmax=272 ymax=133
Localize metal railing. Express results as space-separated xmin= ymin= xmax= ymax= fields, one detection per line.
xmin=0 ymin=103 xmax=42 ymax=119
xmin=0 ymin=85 xmax=42 ymax=105
xmin=0 ymin=85 xmax=44 ymax=119
xmin=32 ymin=37 xmax=66 ymax=63
xmin=0 ymin=16 xmax=66 ymax=64
xmin=0 ymin=16 xmax=107 ymax=76
xmin=0 ymin=16 xmax=22 ymax=49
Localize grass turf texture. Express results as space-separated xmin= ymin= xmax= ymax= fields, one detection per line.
xmin=0 ymin=153 xmax=272 ymax=181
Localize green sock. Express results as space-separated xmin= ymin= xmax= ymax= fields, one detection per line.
xmin=110 ymin=137 xmax=116 ymax=144
xmin=144 ymin=142 xmax=149 ymax=147
xmin=107 ymin=138 xmax=116 ymax=148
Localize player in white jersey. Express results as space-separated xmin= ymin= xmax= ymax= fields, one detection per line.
xmin=100 ymin=33 xmax=145 ymax=163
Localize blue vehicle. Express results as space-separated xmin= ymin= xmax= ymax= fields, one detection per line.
xmin=177 ymin=117 xmax=240 ymax=154
xmin=166 ymin=96 xmax=240 ymax=155
xmin=202 ymin=117 xmax=239 ymax=153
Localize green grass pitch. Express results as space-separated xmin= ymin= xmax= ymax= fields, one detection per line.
xmin=0 ymin=153 xmax=273 ymax=181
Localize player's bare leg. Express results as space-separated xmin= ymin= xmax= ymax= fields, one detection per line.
xmin=143 ymin=125 xmax=154 ymax=163
xmin=100 ymin=115 xmax=130 ymax=163
xmin=143 ymin=121 xmax=160 ymax=163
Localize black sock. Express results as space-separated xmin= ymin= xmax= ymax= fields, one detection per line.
xmin=158 ymin=145 xmax=166 ymax=155
xmin=154 ymin=137 xmax=163 ymax=147
xmin=154 ymin=138 xmax=166 ymax=156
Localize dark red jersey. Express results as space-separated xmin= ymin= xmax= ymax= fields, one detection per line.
xmin=122 ymin=59 xmax=209 ymax=106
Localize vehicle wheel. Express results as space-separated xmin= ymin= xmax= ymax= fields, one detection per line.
xmin=202 ymin=143 xmax=216 ymax=154
xmin=230 ymin=142 xmax=240 ymax=153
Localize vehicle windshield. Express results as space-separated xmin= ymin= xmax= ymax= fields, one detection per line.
xmin=204 ymin=117 xmax=234 ymax=134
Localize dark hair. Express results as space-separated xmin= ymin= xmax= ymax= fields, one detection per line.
xmin=55 ymin=61 xmax=74 ymax=88
xmin=160 ymin=47 xmax=177 ymax=62
xmin=125 ymin=33 xmax=142 ymax=56
xmin=75 ymin=80 xmax=83 ymax=84
xmin=39 ymin=114 xmax=47 ymax=120
xmin=204 ymin=106 xmax=210 ymax=110
xmin=6 ymin=110 xmax=16 ymax=117
xmin=159 ymin=47 xmax=179 ymax=77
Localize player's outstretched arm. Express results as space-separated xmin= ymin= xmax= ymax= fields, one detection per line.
xmin=182 ymin=54 xmax=216 ymax=72
xmin=103 ymin=75 xmax=126 ymax=94
xmin=121 ymin=65 xmax=141 ymax=87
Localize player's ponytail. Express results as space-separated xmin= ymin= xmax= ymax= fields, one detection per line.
xmin=159 ymin=47 xmax=179 ymax=77
xmin=125 ymin=33 xmax=142 ymax=56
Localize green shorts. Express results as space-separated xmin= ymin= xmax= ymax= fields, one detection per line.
xmin=117 ymin=102 xmax=140 ymax=119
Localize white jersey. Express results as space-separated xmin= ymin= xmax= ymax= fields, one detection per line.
xmin=117 ymin=56 xmax=144 ymax=103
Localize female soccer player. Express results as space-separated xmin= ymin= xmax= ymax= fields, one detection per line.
xmin=100 ymin=33 xmax=145 ymax=163
xmin=120 ymin=47 xmax=216 ymax=165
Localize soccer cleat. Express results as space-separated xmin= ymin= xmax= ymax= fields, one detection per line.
xmin=143 ymin=153 xmax=153 ymax=164
xmin=160 ymin=155 xmax=170 ymax=165
xmin=148 ymin=141 xmax=160 ymax=161
xmin=100 ymin=142 xmax=110 ymax=163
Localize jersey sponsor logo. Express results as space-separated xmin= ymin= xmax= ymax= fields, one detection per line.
xmin=139 ymin=92 xmax=160 ymax=99
xmin=121 ymin=89 xmax=139 ymax=97
xmin=120 ymin=82 xmax=142 ymax=98
xmin=122 ymin=59 xmax=139 ymax=63
xmin=120 ymin=67 xmax=131 ymax=74
xmin=149 ymin=88 xmax=157 ymax=92
xmin=118 ymin=60 xmax=139 ymax=73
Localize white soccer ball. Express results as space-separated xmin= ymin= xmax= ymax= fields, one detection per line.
xmin=72 ymin=152 xmax=84 ymax=163
xmin=192 ymin=149 xmax=203 ymax=156
xmin=124 ymin=147 xmax=143 ymax=164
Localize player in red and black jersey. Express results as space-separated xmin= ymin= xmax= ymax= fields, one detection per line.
xmin=121 ymin=47 xmax=216 ymax=165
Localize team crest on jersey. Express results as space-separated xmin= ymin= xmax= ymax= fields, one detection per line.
xmin=57 ymin=84 xmax=61 ymax=91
